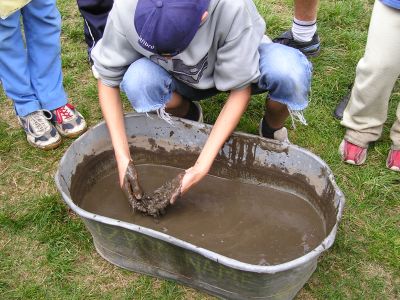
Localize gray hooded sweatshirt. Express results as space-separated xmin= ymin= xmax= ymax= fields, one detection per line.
xmin=91 ymin=0 xmax=271 ymax=91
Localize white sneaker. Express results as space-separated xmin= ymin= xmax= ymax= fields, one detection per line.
xmin=91 ymin=65 xmax=100 ymax=79
xmin=150 ymin=101 xmax=203 ymax=123
xmin=259 ymin=118 xmax=290 ymax=143
xmin=191 ymin=101 xmax=203 ymax=122
xmin=18 ymin=110 xmax=61 ymax=150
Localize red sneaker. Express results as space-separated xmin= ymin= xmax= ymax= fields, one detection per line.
xmin=52 ymin=103 xmax=87 ymax=138
xmin=339 ymin=139 xmax=367 ymax=165
xmin=386 ymin=149 xmax=400 ymax=172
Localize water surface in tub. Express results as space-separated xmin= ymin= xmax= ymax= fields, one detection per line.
xmin=79 ymin=164 xmax=326 ymax=265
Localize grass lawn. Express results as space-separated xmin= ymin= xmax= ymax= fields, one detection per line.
xmin=0 ymin=0 xmax=399 ymax=299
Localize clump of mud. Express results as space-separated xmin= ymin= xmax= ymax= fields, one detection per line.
xmin=129 ymin=172 xmax=184 ymax=218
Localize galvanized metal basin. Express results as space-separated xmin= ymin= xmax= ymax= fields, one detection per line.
xmin=55 ymin=113 xmax=345 ymax=300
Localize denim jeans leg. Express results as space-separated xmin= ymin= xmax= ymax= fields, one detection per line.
xmin=121 ymin=57 xmax=220 ymax=113
xmin=120 ymin=58 xmax=175 ymax=112
xmin=257 ymin=43 xmax=312 ymax=122
xmin=23 ymin=0 xmax=67 ymax=111
xmin=0 ymin=10 xmax=41 ymax=117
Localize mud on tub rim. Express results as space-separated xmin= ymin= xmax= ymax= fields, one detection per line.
xmin=54 ymin=113 xmax=345 ymax=274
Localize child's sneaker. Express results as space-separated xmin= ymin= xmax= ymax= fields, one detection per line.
xmin=333 ymin=84 xmax=353 ymax=120
xmin=273 ymin=30 xmax=321 ymax=57
xmin=52 ymin=103 xmax=87 ymax=138
xmin=187 ymin=101 xmax=203 ymax=122
xmin=258 ymin=118 xmax=290 ymax=143
xmin=92 ymin=64 xmax=100 ymax=79
xmin=18 ymin=110 xmax=61 ymax=150
xmin=386 ymin=149 xmax=400 ymax=172
xmin=154 ymin=100 xmax=203 ymax=123
xmin=339 ymin=139 xmax=367 ymax=165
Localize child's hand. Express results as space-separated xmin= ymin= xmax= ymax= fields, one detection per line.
xmin=120 ymin=160 xmax=143 ymax=202
xmin=170 ymin=165 xmax=208 ymax=204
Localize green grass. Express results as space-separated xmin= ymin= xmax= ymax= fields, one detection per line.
xmin=1 ymin=0 xmax=399 ymax=299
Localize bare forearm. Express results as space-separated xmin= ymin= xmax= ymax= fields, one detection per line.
xmin=171 ymin=86 xmax=251 ymax=199
xmin=98 ymin=81 xmax=131 ymax=165
xmin=195 ymin=86 xmax=251 ymax=172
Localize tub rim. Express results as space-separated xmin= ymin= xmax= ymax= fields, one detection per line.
xmin=55 ymin=114 xmax=345 ymax=274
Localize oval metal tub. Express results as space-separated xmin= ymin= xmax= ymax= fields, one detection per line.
xmin=55 ymin=113 xmax=345 ymax=300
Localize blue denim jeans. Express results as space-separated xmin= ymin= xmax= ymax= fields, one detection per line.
xmin=120 ymin=43 xmax=312 ymax=115
xmin=0 ymin=0 xmax=67 ymax=116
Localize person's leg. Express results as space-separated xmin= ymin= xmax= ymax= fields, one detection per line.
xmin=120 ymin=58 xmax=216 ymax=121
xmin=273 ymin=0 xmax=320 ymax=57
xmin=165 ymin=76 xmax=218 ymax=120
xmin=23 ymin=0 xmax=87 ymax=137
xmin=293 ymin=0 xmax=319 ymax=41
xmin=76 ymin=0 xmax=113 ymax=59
xmin=257 ymin=43 xmax=312 ymax=141
xmin=121 ymin=58 xmax=183 ymax=114
xmin=390 ymin=104 xmax=400 ymax=151
xmin=0 ymin=10 xmax=41 ymax=116
xmin=0 ymin=6 xmax=61 ymax=149
xmin=22 ymin=0 xmax=67 ymax=111
xmin=341 ymin=0 xmax=400 ymax=149
xmin=294 ymin=0 xmax=319 ymax=21
xmin=0 ymin=6 xmax=62 ymax=149
xmin=333 ymin=84 xmax=352 ymax=120
xmin=387 ymin=104 xmax=400 ymax=171
xmin=264 ymin=101 xmax=289 ymax=129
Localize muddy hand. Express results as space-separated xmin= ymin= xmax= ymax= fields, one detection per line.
xmin=167 ymin=172 xmax=185 ymax=204
xmin=127 ymin=172 xmax=184 ymax=217
xmin=176 ymin=166 xmax=208 ymax=202
xmin=122 ymin=161 xmax=143 ymax=202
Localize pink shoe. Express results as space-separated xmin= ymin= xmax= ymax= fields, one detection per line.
xmin=339 ymin=139 xmax=367 ymax=165
xmin=386 ymin=149 xmax=400 ymax=172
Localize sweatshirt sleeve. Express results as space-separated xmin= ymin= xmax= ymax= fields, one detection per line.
xmin=91 ymin=6 xmax=142 ymax=87
xmin=213 ymin=3 xmax=265 ymax=92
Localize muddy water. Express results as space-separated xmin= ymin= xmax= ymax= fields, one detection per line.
xmin=79 ymin=164 xmax=326 ymax=265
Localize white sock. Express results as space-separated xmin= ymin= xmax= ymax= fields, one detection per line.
xmin=291 ymin=17 xmax=317 ymax=42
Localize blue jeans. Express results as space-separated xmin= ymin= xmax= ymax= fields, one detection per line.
xmin=120 ymin=43 xmax=312 ymax=114
xmin=0 ymin=0 xmax=67 ymax=117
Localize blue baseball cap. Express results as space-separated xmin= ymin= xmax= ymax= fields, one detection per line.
xmin=134 ymin=0 xmax=210 ymax=56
